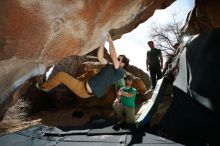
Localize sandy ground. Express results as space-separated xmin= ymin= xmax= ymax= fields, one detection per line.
xmin=0 ymin=98 xmax=115 ymax=135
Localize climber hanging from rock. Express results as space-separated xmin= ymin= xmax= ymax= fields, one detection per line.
xmin=36 ymin=32 xmax=130 ymax=98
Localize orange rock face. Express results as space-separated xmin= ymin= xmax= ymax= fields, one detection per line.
xmin=0 ymin=0 xmax=174 ymax=61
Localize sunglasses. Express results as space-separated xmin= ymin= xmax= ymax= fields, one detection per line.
xmin=118 ymin=58 xmax=123 ymax=62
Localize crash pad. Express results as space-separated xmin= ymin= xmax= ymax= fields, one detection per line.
xmin=135 ymin=77 xmax=167 ymax=127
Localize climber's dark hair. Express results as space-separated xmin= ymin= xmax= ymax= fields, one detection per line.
xmin=119 ymin=54 xmax=129 ymax=69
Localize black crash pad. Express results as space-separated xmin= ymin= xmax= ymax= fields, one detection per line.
xmin=87 ymin=125 xmax=131 ymax=136
xmin=0 ymin=125 xmax=184 ymax=146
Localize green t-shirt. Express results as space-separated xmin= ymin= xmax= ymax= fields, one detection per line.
xmin=121 ymin=87 xmax=136 ymax=108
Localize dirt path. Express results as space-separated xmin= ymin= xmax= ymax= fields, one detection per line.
xmin=0 ymin=98 xmax=114 ymax=135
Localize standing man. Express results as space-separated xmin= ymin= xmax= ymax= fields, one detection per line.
xmin=36 ymin=32 xmax=129 ymax=99
xmin=146 ymin=41 xmax=163 ymax=89
xmin=113 ymin=76 xmax=136 ymax=128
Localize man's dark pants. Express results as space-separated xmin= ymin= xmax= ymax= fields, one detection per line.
xmin=149 ymin=65 xmax=162 ymax=89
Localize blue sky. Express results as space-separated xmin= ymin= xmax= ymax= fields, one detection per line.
xmin=105 ymin=0 xmax=195 ymax=72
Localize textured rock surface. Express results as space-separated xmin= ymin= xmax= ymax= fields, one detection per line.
xmin=0 ymin=0 xmax=174 ymax=61
xmin=0 ymin=59 xmax=45 ymax=118
xmin=0 ymin=0 xmax=174 ymax=117
xmin=184 ymin=0 xmax=220 ymax=34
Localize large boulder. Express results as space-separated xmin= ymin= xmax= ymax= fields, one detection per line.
xmin=0 ymin=0 xmax=174 ymax=61
xmin=184 ymin=0 xmax=220 ymax=34
xmin=0 ymin=0 xmax=174 ymax=117
xmin=29 ymin=54 xmax=150 ymax=109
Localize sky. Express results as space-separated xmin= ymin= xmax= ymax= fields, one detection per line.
xmin=105 ymin=0 xmax=195 ymax=73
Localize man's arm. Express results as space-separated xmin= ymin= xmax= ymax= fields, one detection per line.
xmin=107 ymin=33 xmax=120 ymax=69
xmin=97 ymin=45 xmax=107 ymax=64
xmin=146 ymin=52 xmax=149 ymax=71
xmin=120 ymin=88 xmax=136 ymax=98
xmin=159 ymin=52 xmax=163 ymax=70
xmin=121 ymin=92 xmax=134 ymax=98
xmin=116 ymin=88 xmax=123 ymax=102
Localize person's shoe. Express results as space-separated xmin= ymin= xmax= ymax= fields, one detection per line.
xmin=35 ymin=83 xmax=49 ymax=92
xmin=112 ymin=120 xmax=124 ymax=131
xmin=120 ymin=123 xmax=129 ymax=129
xmin=72 ymin=110 xmax=84 ymax=118
xmin=120 ymin=123 xmax=137 ymax=130
xmin=129 ymin=123 xmax=138 ymax=132
xmin=113 ymin=123 xmax=121 ymax=131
